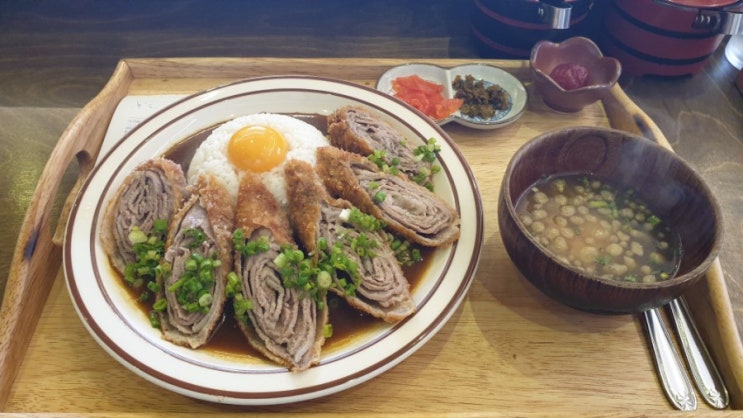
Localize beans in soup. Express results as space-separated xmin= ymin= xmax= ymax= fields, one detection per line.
xmin=515 ymin=174 xmax=683 ymax=283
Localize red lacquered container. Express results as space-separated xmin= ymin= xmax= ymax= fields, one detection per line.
xmin=471 ymin=0 xmax=596 ymax=59
xmin=600 ymin=0 xmax=743 ymax=76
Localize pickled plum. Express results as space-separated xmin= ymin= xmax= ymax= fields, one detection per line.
xmin=549 ymin=63 xmax=590 ymax=90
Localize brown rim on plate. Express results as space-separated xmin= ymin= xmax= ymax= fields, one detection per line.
xmin=63 ymin=75 xmax=484 ymax=404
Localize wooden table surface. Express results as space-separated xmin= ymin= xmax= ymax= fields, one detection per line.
xmin=0 ymin=1 xmax=742 ymax=415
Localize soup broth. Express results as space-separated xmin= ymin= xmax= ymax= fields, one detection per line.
xmin=515 ymin=173 xmax=683 ymax=283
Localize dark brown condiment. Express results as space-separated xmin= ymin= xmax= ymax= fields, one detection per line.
xmin=452 ymin=74 xmax=510 ymax=119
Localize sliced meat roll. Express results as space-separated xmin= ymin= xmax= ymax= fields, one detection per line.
xmin=285 ymin=160 xmax=416 ymax=323
xmin=327 ymin=106 xmax=435 ymax=189
xmin=101 ymin=158 xmax=189 ymax=275
xmin=157 ymin=175 xmax=234 ymax=349
xmin=316 ymin=146 xmax=460 ymax=247
xmin=232 ymin=173 xmax=329 ymax=372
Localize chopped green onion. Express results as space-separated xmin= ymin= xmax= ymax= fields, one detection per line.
xmin=147 ymin=281 xmax=161 ymax=293
xmin=233 ymin=293 xmax=254 ymax=317
xmin=351 ymin=233 xmax=379 ymax=258
xmin=413 ymin=137 xmax=441 ymax=163
xmin=128 ymin=227 xmax=147 ymax=245
xmin=273 ymin=252 xmax=288 ymax=269
xmin=389 ymin=235 xmax=423 ymax=266
xmin=181 ymin=227 xmax=206 ymax=249
xmin=224 ymin=271 xmax=240 ymax=298
xmin=167 ymin=251 xmax=220 ymax=313
xmin=588 ymin=200 xmax=608 ymax=208
xmin=149 ymin=310 xmax=161 ymax=328
xmin=153 ymin=219 xmax=168 ymax=234
xmin=198 ymin=293 xmax=213 ymax=307
xmin=317 ymin=270 xmax=332 ymax=289
xmin=595 ymin=255 xmax=611 ymax=266
xmin=323 ymin=323 xmax=334 ymax=338
xmin=373 ymin=191 xmax=387 ymax=203
xmin=153 ymin=298 xmax=167 ymax=312
xmin=167 ymin=277 xmax=185 ymax=292
xmin=233 ymin=229 xmax=271 ymax=256
xmin=344 ymin=207 xmax=385 ymax=231
xmin=122 ymin=220 xmax=169 ymax=303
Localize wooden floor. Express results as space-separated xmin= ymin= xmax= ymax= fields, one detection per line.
xmin=0 ymin=0 xmax=485 ymax=108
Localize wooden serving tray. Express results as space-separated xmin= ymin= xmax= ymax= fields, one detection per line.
xmin=1 ymin=57 xmax=742 ymax=415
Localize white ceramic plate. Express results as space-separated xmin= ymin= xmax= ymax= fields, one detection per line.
xmin=376 ymin=63 xmax=528 ymax=129
xmin=64 ymin=76 xmax=483 ymax=405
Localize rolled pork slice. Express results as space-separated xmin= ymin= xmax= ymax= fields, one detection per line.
xmin=101 ymin=158 xmax=189 ymax=275
xmin=233 ymin=173 xmax=329 ymax=371
xmin=158 ymin=175 xmax=234 ymax=349
xmin=316 ymin=146 xmax=460 ymax=247
xmin=285 ymin=159 xmax=416 ymax=323
xmin=327 ymin=106 xmax=434 ymax=188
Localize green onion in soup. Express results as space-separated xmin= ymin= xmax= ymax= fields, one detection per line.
xmin=515 ymin=174 xmax=683 ymax=283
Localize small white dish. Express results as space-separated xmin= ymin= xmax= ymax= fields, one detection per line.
xmin=376 ymin=63 xmax=528 ymax=129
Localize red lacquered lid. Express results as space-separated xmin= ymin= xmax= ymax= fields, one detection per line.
xmin=657 ymin=0 xmax=742 ymax=9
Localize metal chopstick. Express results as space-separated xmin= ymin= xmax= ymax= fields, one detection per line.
xmin=667 ymin=297 xmax=729 ymax=409
xmin=643 ymin=308 xmax=697 ymax=411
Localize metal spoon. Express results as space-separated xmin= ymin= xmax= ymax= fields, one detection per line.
xmin=643 ymin=308 xmax=697 ymax=411
xmin=668 ymin=297 xmax=729 ymax=409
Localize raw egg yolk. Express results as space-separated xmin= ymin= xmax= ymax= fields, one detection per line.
xmin=227 ymin=125 xmax=287 ymax=173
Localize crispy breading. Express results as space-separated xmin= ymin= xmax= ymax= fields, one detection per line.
xmin=284 ymin=159 xmax=352 ymax=253
xmin=193 ymin=174 xmax=236 ymax=261
xmin=316 ymin=146 xmax=460 ymax=247
xmin=158 ymin=174 xmax=234 ymax=349
xmin=326 ymin=106 xmax=376 ymax=156
xmin=285 ymin=158 xmax=415 ymax=323
xmin=101 ymin=158 xmax=189 ymax=274
xmin=235 ymin=172 xmax=293 ymax=245
xmin=232 ymin=171 xmax=328 ymax=372
xmin=315 ymin=146 xmax=379 ymax=215
xmin=326 ymin=106 xmax=437 ymax=189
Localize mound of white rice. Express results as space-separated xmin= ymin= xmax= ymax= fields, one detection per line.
xmin=187 ymin=113 xmax=329 ymax=207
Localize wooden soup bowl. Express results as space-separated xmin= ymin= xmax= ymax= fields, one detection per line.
xmin=498 ymin=126 xmax=723 ymax=313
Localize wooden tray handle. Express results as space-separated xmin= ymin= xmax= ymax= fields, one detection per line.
xmin=0 ymin=60 xmax=133 ymax=409
xmin=602 ymin=84 xmax=670 ymax=146
xmin=603 ymin=84 xmax=743 ymax=407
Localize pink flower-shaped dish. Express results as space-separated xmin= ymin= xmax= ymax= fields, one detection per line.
xmin=530 ymin=37 xmax=621 ymax=113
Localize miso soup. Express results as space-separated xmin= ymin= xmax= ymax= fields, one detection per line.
xmin=515 ymin=174 xmax=683 ymax=283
